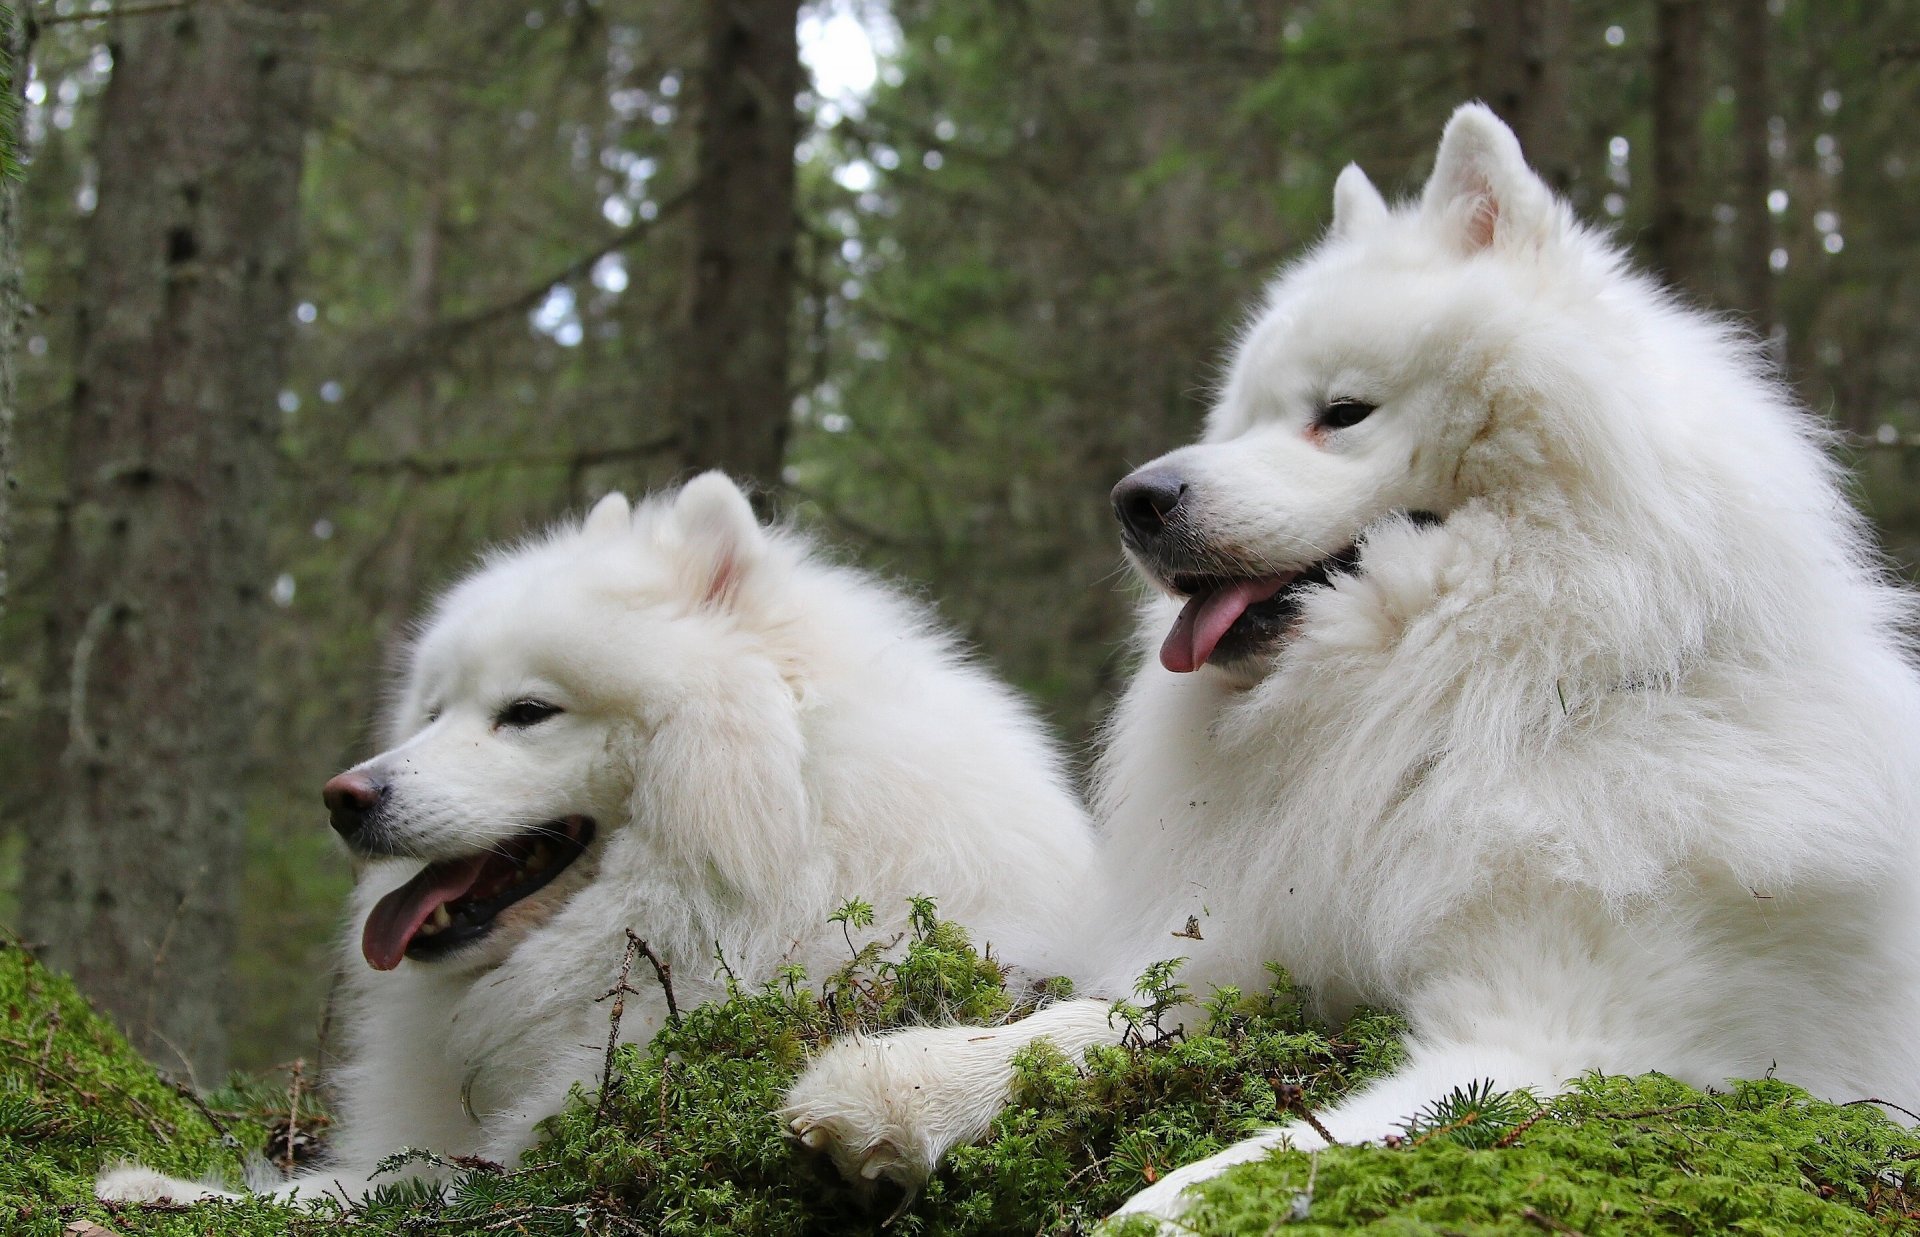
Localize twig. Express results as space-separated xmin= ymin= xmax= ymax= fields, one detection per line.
xmin=1274 ymin=1080 xmax=1341 ymax=1146
xmin=1521 ymin=1206 xmax=1587 ymax=1235
xmin=592 ymin=932 xmax=679 ymax=1123
xmin=161 ymin=1075 xmax=231 ymax=1140
xmin=1409 ymin=1112 xmax=1483 ymax=1150
xmin=1842 ymin=1097 xmax=1920 ymax=1123
xmin=712 ymin=940 xmax=740 ymax=988
xmin=593 ymin=935 xmax=642 ymax=1124
xmin=1493 ymin=1106 xmax=1550 ymax=1148
xmin=1296 ymin=1105 xmax=1340 ymax=1148
xmin=629 ymin=932 xmax=679 ymax=1026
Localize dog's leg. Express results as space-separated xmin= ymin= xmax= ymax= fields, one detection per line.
xmin=95 ymin=1160 xmax=439 ymax=1210
xmin=94 ymin=1164 xmax=243 ymax=1205
xmin=783 ymin=997 xmax=1127 ymax=1187
xmin=1109 ymin=1037 xmax=1569 ymax=1229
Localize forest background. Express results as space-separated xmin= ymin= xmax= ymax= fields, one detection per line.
xmin=0 ymin=0 xmax=1915 ymax=1088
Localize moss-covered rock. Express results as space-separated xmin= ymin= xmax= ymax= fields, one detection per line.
xmin=6 ymin=915 xmax=1919 ymax=1235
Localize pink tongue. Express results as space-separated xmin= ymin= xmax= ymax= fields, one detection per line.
xmin=361 ymin=855 xmax=491 ymax=971
xmin=1160 ymin=575 xmax=1292 ymax=673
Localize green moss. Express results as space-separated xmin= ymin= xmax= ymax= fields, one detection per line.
xmin=1171 ymin=1074 xmax=1920 ymax=1236
xmin=6 ymin=915 xmax=1919 ymax=1235
xmin=0 ymin=935 xmax=303 ymax=1236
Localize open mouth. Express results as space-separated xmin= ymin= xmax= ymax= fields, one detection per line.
xmin=1154 ymin=513 xmax=1440 ymax=673
xmin=360 ymin=817 xmax=596 ymax=970
xmin=1158 ymin=546 xmax=1363 ymax=673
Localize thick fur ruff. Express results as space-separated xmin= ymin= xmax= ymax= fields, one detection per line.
xmin=785 ymin=105 xmax=1920 ymax=1226
xmin=98 ymin=472 xmax=1093 ymax=1206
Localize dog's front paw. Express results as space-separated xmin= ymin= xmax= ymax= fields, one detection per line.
xmin=95 ymin=1162 xmax=240 ymax=1205
xmin=781 ymin=1035 xmax=944 ymax=1191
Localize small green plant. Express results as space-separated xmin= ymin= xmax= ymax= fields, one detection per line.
xmin=1401 ymin=1077 xmax=1541 ymax=1149
xmin=828 ymin=895 xmax=876 ymax=956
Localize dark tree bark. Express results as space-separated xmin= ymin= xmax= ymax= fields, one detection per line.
xmin=1469 ymin=0 xmax=1574 ymax=191
xmin=0 ymin=3 xmax=24 ymax=637
xmin=673 ymin=0 xmax=802 ymax=502
xmin=1727 ymin=0 xmax=1773 ymax=335
xmin=1649 ymin=0 xmax=1710 ymax=296
xmin=21 ymin=1 xmax=313 ymax=1080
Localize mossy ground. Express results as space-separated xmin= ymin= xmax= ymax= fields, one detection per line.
xmin=6 ymin=908 xmax=1918 ymax=1236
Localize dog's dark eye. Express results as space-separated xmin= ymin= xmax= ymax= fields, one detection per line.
xmin=1318 ymin=398 xmax=1377 ymax=430
xmin=496 ymin=700 xmax=563 ymax=729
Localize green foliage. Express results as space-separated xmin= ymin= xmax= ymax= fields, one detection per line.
xmin=8 ymin=913 xmax=1920 ymax=1235
xmin=1403 ymin=1078 xmax=1543 ymax=1151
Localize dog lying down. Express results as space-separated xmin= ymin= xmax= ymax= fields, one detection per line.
xmin=783 ymin=104 xmax=1920 ymax=1227
xmin=97 ymin=471 xmax=1093 ymax=1206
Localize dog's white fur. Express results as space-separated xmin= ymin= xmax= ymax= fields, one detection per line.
xmin=783 ymin=104 xmax=1920 ymax=1225
xmin=97 ymin=472 xmax=1093 ymax=1206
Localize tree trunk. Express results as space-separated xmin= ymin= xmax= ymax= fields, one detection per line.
xmin=1469 ymin=0 xmax=1574 ymax=192
xmin=673 ymin=0 xmax=802 ymax=503
xmin=21 ymin=0 xmax=313 ymax=1081
xmin=0 ymin=3 xmax=24 ymax=636
xmin=1649 ymin=0 xmax=1709 ymax=297
xmin=1727 ymin=0 xmax=1773 ymax=337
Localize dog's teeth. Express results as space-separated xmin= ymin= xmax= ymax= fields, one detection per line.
xmin=424 ymin=905 xmax=452 ymax=933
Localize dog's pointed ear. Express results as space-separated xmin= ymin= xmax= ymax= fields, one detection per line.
xmin=1420 ymin=102 xmax=1553 ymax=254
xmin=1331 ymin=163 xmax=1389 ymax=238
xmin=583 ymin=491 xmax=633 ymax=538
xmin=673 ymin=471 xmax=765 ymax=608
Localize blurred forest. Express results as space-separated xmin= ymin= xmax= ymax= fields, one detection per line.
xmin=0 ymin=0 xmax=1916 ymax=1082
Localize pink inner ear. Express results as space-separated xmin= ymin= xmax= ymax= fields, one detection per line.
xmin=1466 ymin=191 xmax=1499 ymax=250
xmin=702 ymin=549 xmax=741 ymax=607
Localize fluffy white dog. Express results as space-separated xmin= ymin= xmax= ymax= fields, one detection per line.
xmin=783 ymin=105 xmax=1920 ymax=1225
xmin=98 ymin=471 xmax=1092 ymax=1206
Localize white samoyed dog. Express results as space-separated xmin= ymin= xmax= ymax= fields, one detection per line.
xmin=782 ymin=105 xmax=1920 ymax=1225
xmin=98 ymin=471 xmax=1092 ymax=1206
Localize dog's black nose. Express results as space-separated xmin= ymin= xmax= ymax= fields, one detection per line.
xmin=1112 ymin=469 xmax=1187 ymax=542
xmin=322 ymin=770 xmax=385 ymax=840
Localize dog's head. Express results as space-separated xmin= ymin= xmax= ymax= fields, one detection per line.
xmin=328 ymin=472 xmax=813 ymax=972
xmin=1116 ymin=103 xmax=1593 ymax=680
